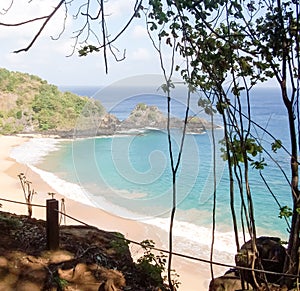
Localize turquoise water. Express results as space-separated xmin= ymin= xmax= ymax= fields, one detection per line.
xmin=38 ymin=128 xmax=291 ymax=235
xmin=11 ymin=82 xmax=293 ymax=261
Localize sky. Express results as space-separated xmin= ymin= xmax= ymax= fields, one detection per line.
xmin=0 ymin=0 xmax=165 ymax=87
xmin=0 ymin=0 xmax=280 ymax=89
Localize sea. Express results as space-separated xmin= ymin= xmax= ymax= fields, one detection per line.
xmin=10 ymin=75 xmax=293 ymax=267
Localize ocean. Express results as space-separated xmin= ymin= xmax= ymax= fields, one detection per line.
xmin=10 ymin=76 xmax=292 ymax=266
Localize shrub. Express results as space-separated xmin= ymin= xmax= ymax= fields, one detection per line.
xmin=16 ymin=111 xmax=22 ymax=119
xmin=136 ymin=240 xmax=180 ymax=290
xmin=136 ymin=103 xmax=147 ymax=111
xmin=110 ymin=233 xmax=130 ymax=255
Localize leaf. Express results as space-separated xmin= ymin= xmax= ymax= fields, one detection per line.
xmin=271 ymin=139 xmax=282 ymax=153
xmin=279 ymin=206 xmax=293 ymax=219
xmin=160 ymin=83 xmax=169 ymax=93
xmin=251 ymin=159 xmax=267 ymax=170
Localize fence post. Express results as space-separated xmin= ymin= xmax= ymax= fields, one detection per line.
xmin=46 ymin=199 xmax=59 ymax=250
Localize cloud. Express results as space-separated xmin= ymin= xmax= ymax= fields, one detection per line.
xmin=131 ymin=47 xmax=151 ymax=61
xmin=132 ymin=25 xmax=148 ymax=38
xmin=105 ymin=0 xmax=138 ymax=18
xmin=50 ymin=38 xmax=75 ymax=55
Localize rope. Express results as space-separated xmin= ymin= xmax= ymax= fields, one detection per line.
xmin=0 ymin=197 xmax=46 ymax=208
xmin=55 ymin=209 xmax=300 ymax=279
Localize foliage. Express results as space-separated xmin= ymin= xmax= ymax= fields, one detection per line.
xmin=110 ymin=233 xmax=130 ymax=255
xmin=198 ymin=98 xmax=216 ymax=115
xmin=0 ymin=68 xmax=105 ymax=134
xmin=279 ymin=206 xmax=293 ymax=219
xmin=145 ymin=0 xmax=300 ymax=287
xmin=53 ymin=275 xmax=69 ymax=290
xmin=136 ymin=103 xmax=147 ymax=111
xmin=0 ymin=213 xmax=21 ymax=229
xmin=220 ymin=136 xmax=263 ymax=165
xmin=136 ymin=240 xmax=180 ymax=290
xmin=271 ymin=139 xmax=282 ymax=153
xmin=1 ymin=0 xmax=299 ymax=287
xmin=78 ymin=45 xmax=100 ymax=57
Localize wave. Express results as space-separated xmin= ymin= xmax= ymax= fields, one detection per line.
xmin=145 ymin=216 xmax=244 ymax=265
xmin=10 ymin=138 xmax=62 ymax=165
xmin=26 ymin=161 xmax=278 ymax=267
xmin=37 ymin=165 xmax=239 ymax=263
xmin=28 ymin=164 xmax=96 ymax=207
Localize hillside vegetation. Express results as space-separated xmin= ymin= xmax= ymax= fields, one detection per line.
xmin=0 ymin=68 xmax=104 ymax=134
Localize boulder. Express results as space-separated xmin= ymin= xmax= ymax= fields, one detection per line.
xmin=235 ymin=236 xmax=286 ymax=286
xmin=209 ymin=269 xmax=244 ymax=291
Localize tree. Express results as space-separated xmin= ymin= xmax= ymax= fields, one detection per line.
xmin=146 ymin=0 xmax=299 ymax=287
xmin=1 ymin=0 xmax=300 ymax=289
xmin=18 ymin=173 xmax=36 ymax=218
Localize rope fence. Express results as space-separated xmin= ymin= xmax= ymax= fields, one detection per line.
xmin=0 ymin=197 xmax=46 ymax=208
xmin=1 ymin=195 xmax=299 ymax=280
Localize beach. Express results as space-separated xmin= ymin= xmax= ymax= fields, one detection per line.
xmin=0 ymin=134 xmax=225 ymax=290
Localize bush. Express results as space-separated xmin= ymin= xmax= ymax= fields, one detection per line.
xmin=136 ymin=103 xmax=147 ymax=111
xmin=16 ymin=111 xmax=22 ymax=119
xmin=136 ymin=240 xmax=180 ymax=290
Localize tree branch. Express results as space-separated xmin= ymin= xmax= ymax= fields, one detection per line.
xmin=12 ymin=0 xmax=65 ymax=53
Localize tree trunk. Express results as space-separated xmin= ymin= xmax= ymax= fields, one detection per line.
xmin=282 ymin=91 xmax=300 ymax=287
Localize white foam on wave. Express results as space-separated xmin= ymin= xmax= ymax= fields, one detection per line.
xmin=30 ymin=159 xmax=240 ymax=264
xmin=10 ymin=138 xmax=62 ymax=165
xmin=145 ymin=216 xmax=248 ymax=265
xmin=9 ymin=137 xmax=148 ymax=216
xmin=33 ymin=168 xmax=155 ymax=221
xmin=28 ymin=164 xmax=96 ymax=207
xmin=9 ymin=137 xmax=96 ymax=207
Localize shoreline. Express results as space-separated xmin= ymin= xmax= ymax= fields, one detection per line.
xmin=0 ymin=134 xmax=219 ymax=290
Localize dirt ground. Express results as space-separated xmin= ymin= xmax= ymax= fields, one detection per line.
xmin=0 ymin=210 xmax=163 ymax=291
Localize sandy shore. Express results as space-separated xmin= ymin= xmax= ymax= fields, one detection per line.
xmin=0 ymin=135 xmax=223 ymax=290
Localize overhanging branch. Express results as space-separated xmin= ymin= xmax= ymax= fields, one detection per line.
xmin=0 ymin=0 xmax=66 ymax=53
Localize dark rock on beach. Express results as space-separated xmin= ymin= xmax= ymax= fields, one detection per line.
xmin=235 ymin=236 xmax=286 ymax=286
xmin=209 ymin=269 xmax=246 ymax=291
xmin=209 ymin=237 xmax=287 ymax=291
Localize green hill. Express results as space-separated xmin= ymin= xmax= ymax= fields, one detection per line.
xmin=0 ymin=68 xmax=104 ymax=135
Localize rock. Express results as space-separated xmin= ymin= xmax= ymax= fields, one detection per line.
xmin=98 ymin=113 xmax=121 ymax=135
xmin=235 ymin=236 xmax=286 ymax=286
xmin=119 ymin=103 xmax=219 ymax=134
xmin=209 ymin=269 xmax=245 ymax=291
xmin=0 ymin=211 xmax=162 ymax=290
xmin=97 ymin=267 xmax=126 ymax=291
xmin=26 ymin=103 xmax=218 ymax=137
xmin=120 ymin=104 xmax=168 ymax=130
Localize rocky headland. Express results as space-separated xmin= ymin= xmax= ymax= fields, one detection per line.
xmin=0 ymin=68 xmax=219 ymax=138
xmin=70 ymin=103 xmax=220 ymax=138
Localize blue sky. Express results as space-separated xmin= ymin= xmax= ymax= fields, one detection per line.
xmin=0 ymin=0 xmax=164 ymax=86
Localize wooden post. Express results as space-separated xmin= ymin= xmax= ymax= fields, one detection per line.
xmin=46 ymin=199 xmax=59 ymax=250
